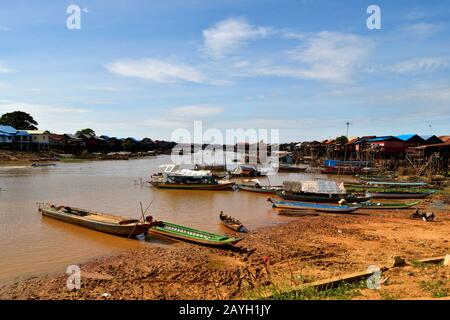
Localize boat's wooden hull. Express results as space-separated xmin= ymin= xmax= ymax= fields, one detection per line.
xmin=354 ymin=201 xmax=420 ymax=209
xmin=220 ymin=221 xmax=248 ymax=233
xmin=370 ymin=192 xmax=433 ymax=199
xmin=40 ymin=208 xmax=150 ymax=237
xmin=278 ymin=166 xmax=307 ymax=172
xmin=281 ymin=192 xmax=371 ymax=203
xmin=149 ymin=222 xmax=242 ymax=247
xmin=151 ymin=182 xmax=235 ymax=190
xmin=219 ymin=213 xmax=248 ymax=233
xmin=321 ymin=167 xmax=363 ymax=175
xmin=271 ymin=201 xmax=358 ymax=213
xmin=237 ymin=185 xmax=282 ymax=195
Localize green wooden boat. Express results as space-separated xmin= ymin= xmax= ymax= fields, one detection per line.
xmin=349 ymin=201 xmax=420 ymax=209
xmin=345 ymin=185 xmax=436 ymax=193
xmin=148 ymin=221 xmax=242 ymax=247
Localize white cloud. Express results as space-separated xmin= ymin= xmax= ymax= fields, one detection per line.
xmin=0 ymin=102 xmax=89 ymax=115
xmin=0 ymin=82 xmax=10 ymax=89
xmin=145 ymin=119 xmax=189 ymax=129
xmin=404 ymin=23 xmax=442 ymax=38
xmin=380 ymin=82 xmax=450 ymax=104
xmin=391 ymin=57 xmax=450 ymax=74
xmin=0 ymin=62 xmax=14 ymax=73
xmin=203 ymin=17 xmax=271 ymax=58
xmin=145 ymin=105 xmax=225 ymax=129
xmin=171 ymin=105 xmax=224 ymax=117
xmin=252 ymin=32 xmax=372 ymax=83
xmin=232 ymin=60 xmax=250 ymax=69
xmin=106 ymin=58 xmax=207 ymax=84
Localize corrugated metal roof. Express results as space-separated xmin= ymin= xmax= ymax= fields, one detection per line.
xmin=367 ymin=136 xmax=394 ymax=142
xmin=395 ymin=134 xmax=423 ymax=142
xmin=23 ymin=130 xmax=50 ymax=135
xmin=0 ymin=125 xmax=17 ymax=134
xmin=15 ymin=131 xmax=30 ymax=136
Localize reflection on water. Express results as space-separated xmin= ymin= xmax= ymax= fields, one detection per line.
xmin=0 ymin=155 xmax=322 ymax=284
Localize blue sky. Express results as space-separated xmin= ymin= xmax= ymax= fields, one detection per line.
xmin=0 ymin=0 xmax=449 ymax=142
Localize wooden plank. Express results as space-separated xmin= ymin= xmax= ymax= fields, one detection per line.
xmin=414 ymin=256 xmax=446 ymax=264
xmin=263 ymin=267 xmax=387 ymax=298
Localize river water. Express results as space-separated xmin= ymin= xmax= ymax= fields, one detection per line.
xmin=0 ymin=155 xmax=322 ymax=284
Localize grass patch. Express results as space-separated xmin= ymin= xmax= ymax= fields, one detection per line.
xmin=409 ymin=260 xmax=434 ymax=268
xmin=380 ymin=292 xmax=398 ymax=300
xmin=246 ymin=279 xmax=366 ymax=300
xmin=420 ymin=280 xmax=449 ymax=298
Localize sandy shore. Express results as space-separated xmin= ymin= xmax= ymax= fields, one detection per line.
xmin=1 ymin=195 xmax=449 ymax=300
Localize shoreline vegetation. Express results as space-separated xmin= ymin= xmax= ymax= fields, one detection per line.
xmin=0 ymin=189 xmax=448 ymax=300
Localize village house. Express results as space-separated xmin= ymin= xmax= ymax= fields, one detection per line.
xmin=0 ymin=125 xmax=16 ymax=146
xmin=20 ymin=130 xmax=51 ymax=151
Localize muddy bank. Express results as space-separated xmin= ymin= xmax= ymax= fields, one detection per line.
xmin=0 ymin=150 xmax=58 ymax=163
xmin=0 ymin=199 xmax=449 ymax=300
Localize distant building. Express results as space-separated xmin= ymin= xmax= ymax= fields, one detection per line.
xmin=395 ymin=134 xmax=426 ymax=147
xmin=366 ymin=136 xmax=405 ymax=154
xmin=20 ymin=130 xmax=51 ymax=151
xmin=0 ymin=125 xmax=16 ymax=145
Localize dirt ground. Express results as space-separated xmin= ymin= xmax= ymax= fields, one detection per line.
xmin=0 ymin=196 xmax=449 ymax=300
xmin=0 ymin=150 xmax=58 ymax=163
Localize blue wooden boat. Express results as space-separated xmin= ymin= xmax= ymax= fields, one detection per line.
xmin=267 ymin=198 xmax=358 ymax=213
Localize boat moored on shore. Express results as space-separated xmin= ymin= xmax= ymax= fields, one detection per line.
xmin=148 ymin=220 xmax=242 ymax=247
xmin=39 ymin=204 xmax=151 ymax=237
xmin=267 ymin=198 xmax=359 ymax=213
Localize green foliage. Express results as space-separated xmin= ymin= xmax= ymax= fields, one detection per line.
xmin=270 ymin=281 xmax=365 ymax=300
xmin=335 ymin=136 xmax=349 ymax=145
xmin=246 ymin=279 xmax=366 ymax=300
xmin=122 ymin=139 xmax=137 ymax=151
xmin=76 ymin=128 xmax=95 ymax=137
xmin=421 ymin=280 xmax=449 ymax=298
xmin=0 ymin=111 xmax=38 ymax=130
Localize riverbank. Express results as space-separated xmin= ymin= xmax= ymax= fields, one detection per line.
xmin=1 ymin=195 xmax=448 ymax=300
xmin=0 ymin=150 xmax=160 ymax=165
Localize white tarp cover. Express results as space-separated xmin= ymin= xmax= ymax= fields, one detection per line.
xmin=283 ymin=180 xmax=346 ymax=194
xmin=159 ymin=165 xmax=212 ymax=177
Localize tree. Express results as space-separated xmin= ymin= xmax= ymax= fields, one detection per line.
xmin=335 ymin=136 xmax=349 ymax=145
xmin=0 ymin=111 xmax=38 ymax=130
xmin=76 ymin=128 xmax=96 ymax=137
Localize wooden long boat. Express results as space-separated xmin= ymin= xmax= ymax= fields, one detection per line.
xmin=278 ymin=165 xmax=307 ymax=172
xmin=280 ymin=191 xmax=372 ymax=203
xmin=349 ymin=201 xmax=420 ymax=209
xmin=345 ymin=185 xmax=436 ymax=192
xmin=219 ymin=212 xmax=248 ymax=233
xmin=268 ymin=199 xmax=358 ymax=213
xmin=39 ymin=205 xmax=151 ymax=237
xmin=369 ymin=191 xmax=434 ymax=199
xmin=365 ymin=181 xmax=428 ymax=187
xmin=148 ymin=221 xmax=242 ymax=246
xmin=31 ymin=163 xmax=57 ymax=167
xmin=356 ymin=175 xmax=397 ymax=182
xmin=237 ymin=184 xmax=283 ymax=195
xmin=150 ymin=181 xmax=235 ymax=190
xmin=320 ymin=166 xmax=363 ymax=175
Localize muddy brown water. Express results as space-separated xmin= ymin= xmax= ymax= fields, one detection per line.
xmin=0 ymin=155 xmax=334 ymax=284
